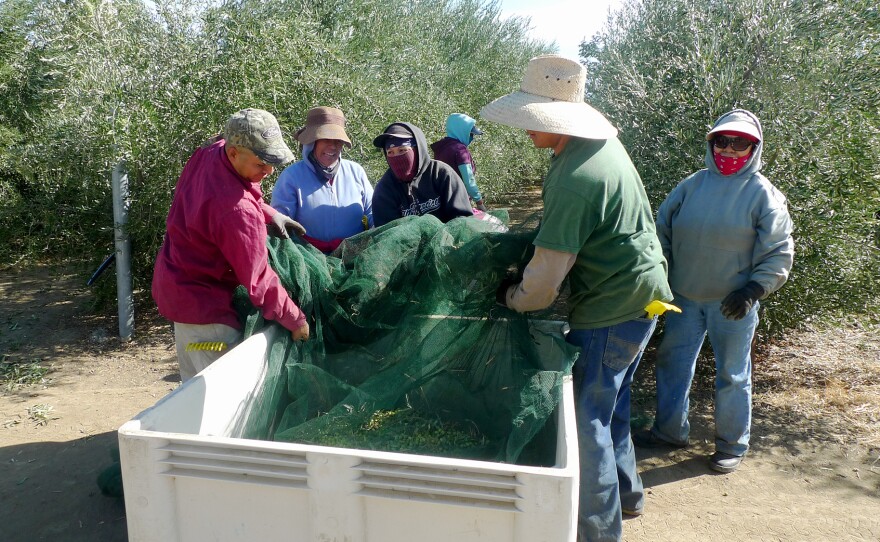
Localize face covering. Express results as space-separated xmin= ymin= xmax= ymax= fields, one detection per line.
xmin=713 ymin=152 xmax=752 ymax=176
xmin=307 ymin=151 xmax=340 ymax=183
xmin=387 ymin=151 xmax=417 ymax=182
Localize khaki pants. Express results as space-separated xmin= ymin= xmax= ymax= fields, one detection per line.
xmin=173 ymin=322 xmax=241 ymax=382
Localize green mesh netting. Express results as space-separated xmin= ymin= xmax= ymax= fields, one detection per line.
xmin=232 ymin=212 xmax=579 ymax=466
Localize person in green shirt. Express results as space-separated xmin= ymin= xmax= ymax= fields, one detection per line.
xmin=481 ymin=55 xmax=673 ymax=542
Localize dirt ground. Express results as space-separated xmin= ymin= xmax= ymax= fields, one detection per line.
xmin=1 ymin=238 xmax=878 ymax=541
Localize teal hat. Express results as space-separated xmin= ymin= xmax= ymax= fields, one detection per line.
xmin=223 ymin=108 xmax=295 ymax=166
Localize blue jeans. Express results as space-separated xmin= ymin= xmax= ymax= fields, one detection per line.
xmin=651 ymin=293 xmax=758 ymax=457
xmin=567 ymin=316 xmax=658 ymax=542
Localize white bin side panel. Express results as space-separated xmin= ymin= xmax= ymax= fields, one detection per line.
xmin=120 ymin=435 xmax=181 ymax=542
xmin=513 ymin=472 xmax=577 ymax=542
xmin=175 ymin=478 xmax=308 ymax=542
xmin=364 ymin=498 xmax=515 ymax=542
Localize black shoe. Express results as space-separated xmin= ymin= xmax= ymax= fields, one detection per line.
xmin=708 ymin=451 xmax=743 ymax=473
xmin=631 ymin=429 xmax=688 ymax=449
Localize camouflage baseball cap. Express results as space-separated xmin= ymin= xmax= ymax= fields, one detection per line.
xmin=223 ymin=108 xmax=295 ymax=166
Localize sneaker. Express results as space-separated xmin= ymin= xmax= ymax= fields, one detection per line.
xmin=631 ymin=429 xmax=688 ymax=449
xmin=622 ymin=507 xmax=644 ymax=517
xmin=708 ymin=451 xmax=743 ymax=473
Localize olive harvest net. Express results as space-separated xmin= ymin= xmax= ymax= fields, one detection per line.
xmin=232 ymin=212 xmax=579 ymax=466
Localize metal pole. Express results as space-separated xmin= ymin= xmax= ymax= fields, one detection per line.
xmin=111 ymin=161 xmax=134 ymax=340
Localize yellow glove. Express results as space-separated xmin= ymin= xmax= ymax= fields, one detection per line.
xmin=644 ymin=300 xmax=682 ymax=319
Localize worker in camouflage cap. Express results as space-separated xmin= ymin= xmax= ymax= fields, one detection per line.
xmin=153 ymin=108 xmax=310 ymax=382
xmin=223 ymin=108 xmax=295 ymax=166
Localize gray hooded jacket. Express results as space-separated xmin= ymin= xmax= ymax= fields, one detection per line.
xmin=655 ymin=109 xmax=794 ymax=301
xmin=372 ymin=122 xmax=473 ymax=227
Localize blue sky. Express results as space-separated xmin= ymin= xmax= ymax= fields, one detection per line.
xmin=499 ymin=0 xmax=625 ymax=60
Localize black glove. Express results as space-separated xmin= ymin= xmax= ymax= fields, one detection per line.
xmin=720 ymin=281 xmax=765 ymax=320
xmin=495 ymin=277 xmax=518 ymax=307
xmin=268 ymin=212 xmax=307 ymax=239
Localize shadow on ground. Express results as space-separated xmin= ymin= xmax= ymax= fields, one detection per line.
xmin=0 ymin=431 xmax=128 ymax=542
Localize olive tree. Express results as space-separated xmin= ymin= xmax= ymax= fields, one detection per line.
xmin=581 ymin=0 xmax=880 ymax=332
xmin=0 ymin=0 xmax=550 ymax=291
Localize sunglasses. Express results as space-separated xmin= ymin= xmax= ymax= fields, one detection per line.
xmin=712 ymin=135 xmax=754 ymax=152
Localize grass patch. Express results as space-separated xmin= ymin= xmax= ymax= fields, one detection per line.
xmin=1 ymin=358 xmax=50 ymax=391
xmin=27 ymin=403 xmax=58 ymax=426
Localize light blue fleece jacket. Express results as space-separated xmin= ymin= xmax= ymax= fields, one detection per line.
xmin=655 ymin=109 xmax=794 ymax=301
xmin=270 ymin=144 xmax=374 ymax=242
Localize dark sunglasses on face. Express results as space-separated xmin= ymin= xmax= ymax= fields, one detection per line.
xmin=712 ymin=135 xmax=754 ymax=152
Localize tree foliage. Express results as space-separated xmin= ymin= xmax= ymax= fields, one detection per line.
xmin=581 ymin=0 xmax=880 ymax=332
xmin=6 ymin=0 xmax=875 ymax=334
xmin=0 ymin=0 xmax=551 ymax=287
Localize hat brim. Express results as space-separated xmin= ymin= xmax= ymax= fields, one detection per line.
xmin=254 ymin=144 xmax=295 ymax=166
xmin=480 ymin=91 xmax=618 ymax=140
xmin=296 ymin=125 xmax=352 ymax=148
xmin=373 ymin=133 xmax=413 ymax=148
xmin=706 ymin=120 xmax=761 ymax=142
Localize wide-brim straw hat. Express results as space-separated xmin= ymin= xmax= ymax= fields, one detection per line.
xmin=295 ymin=106 xmax=352 ymax=148
xmin=480 ymin=55 xmax=618 ymax=140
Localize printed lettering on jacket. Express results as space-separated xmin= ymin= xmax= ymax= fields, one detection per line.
xmin=401 ymin=197 xmax=441 ymax=217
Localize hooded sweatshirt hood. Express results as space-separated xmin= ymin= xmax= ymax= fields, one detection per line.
xmin=705 ymin=109 xmax=763 ymax=179
xmin=380 ymin=122 xmax=432 ymax=183
xmin=445 ymin=113 xmax=479 ymax=146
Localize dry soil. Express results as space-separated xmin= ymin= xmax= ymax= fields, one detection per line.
xmin=1 ymin=229 xmax=878 ymax=541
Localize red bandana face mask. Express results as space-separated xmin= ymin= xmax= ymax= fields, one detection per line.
xmin=388 ymin=151 xmax=417 ymax=182
xmin=713 ymin=151 xmax=752 ymax=176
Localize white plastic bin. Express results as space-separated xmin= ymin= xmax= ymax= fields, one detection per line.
xmin=119 ymin=322 xmax=578 ymax=542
